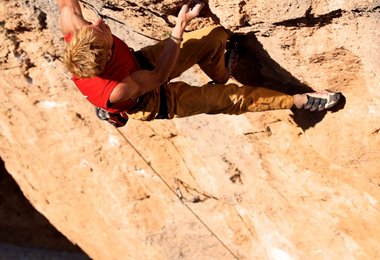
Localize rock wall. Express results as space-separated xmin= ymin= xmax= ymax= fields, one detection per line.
xmin=0 ymin=0 xmax=379 ymax=259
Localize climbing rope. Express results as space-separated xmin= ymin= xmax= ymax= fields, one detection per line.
xmin=116 ymin=129 xmax=239 ymax=259
xmin=79 ymin=0 xmax=161 ymax=42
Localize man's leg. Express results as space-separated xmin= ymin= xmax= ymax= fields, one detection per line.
xmin=164 ymin=82 xmax=294 ymax=118
xmin=140 ymin=25 xmax=230 ymax=83
xmin=127 ymin=82 xmax=340 ymax=120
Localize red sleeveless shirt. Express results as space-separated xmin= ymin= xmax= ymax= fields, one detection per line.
xmin=64 ymin=34 xmax=140 ymax=113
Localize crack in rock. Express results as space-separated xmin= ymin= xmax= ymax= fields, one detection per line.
xmin=352 ymin=6 xmax=380 ymax=13
xmin=103 ymin=2 xmax=124 ymax=12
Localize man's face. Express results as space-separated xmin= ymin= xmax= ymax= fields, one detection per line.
xmin=87 ymin=18 xmax=113 ymax=49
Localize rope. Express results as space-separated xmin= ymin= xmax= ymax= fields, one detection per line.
xmin=116 ymin=129 xmax=239 ymax=259
xmin=79 ymin=0 xmax=161 ymax=42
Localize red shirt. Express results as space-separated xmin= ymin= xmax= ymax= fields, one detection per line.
xmin=64 ymin=34 xmax=140 ymax=113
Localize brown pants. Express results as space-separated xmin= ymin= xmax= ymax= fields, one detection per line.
xmin=129 ymin=25 xmax=293 ymax=121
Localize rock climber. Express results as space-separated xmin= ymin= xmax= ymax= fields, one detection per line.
xmin=57 ymin=0 xmax=341 ymax=127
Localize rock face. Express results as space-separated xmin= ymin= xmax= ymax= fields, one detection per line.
xmin=1 ymin=0 xmax=379 ymax=259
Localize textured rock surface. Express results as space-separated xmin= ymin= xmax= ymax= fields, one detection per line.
xmin=0 ymin=0 xmax=379 ymax=259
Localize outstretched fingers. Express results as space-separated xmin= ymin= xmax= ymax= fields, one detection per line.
xmin=178 ymin=0 xmax=205 ymax=23
xmin=190 ymin=0 xmax=205 ymax=15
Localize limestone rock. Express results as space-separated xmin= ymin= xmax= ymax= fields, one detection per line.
xmin=0 ymin=0 xmax=379 ymax=259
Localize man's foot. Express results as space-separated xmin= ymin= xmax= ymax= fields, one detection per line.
xmin=293 ymin=90 xmax=342 ymax=111
xmin=225 ymin=41 xmax=239 ymax=77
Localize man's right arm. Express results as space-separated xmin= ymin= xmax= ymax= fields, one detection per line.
xmin=57 ymin=0 xmax=88 ymax=35
xmin=109 ymin=0 xmax=205 ymax=104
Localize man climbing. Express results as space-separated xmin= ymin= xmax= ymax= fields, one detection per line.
xmin=57 ymin=0 xmax=341 ymax=127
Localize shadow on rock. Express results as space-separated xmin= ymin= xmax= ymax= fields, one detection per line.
xmin=0 ymin=158 xmax=88 ymax=257
xmin=228 ymin=31 xmax=346 ymax=130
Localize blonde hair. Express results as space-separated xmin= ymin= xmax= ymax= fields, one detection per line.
xmin=63 ymin=27 xmax=110 ymax=78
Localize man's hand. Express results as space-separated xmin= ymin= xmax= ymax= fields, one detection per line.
xmin=176 ymin=0 xmax=205 ymax=25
